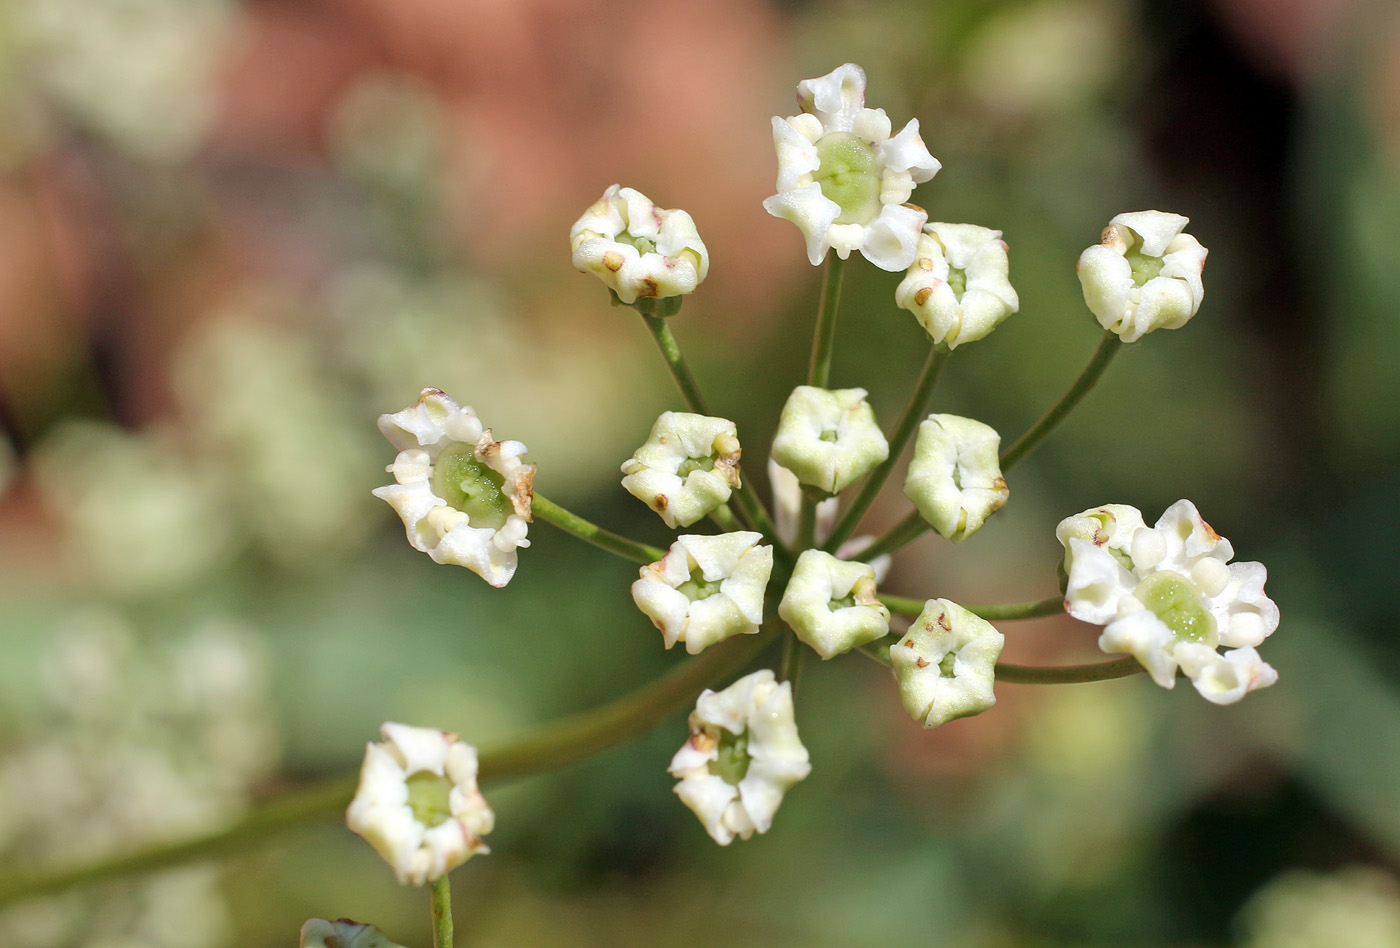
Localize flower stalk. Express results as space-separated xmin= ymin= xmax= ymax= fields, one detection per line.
xmin=807 ymin=254 xmax=846 ymax=388
xmin=999 ymin=330 xmax=1121 ymax=472
xmin=431 ymin=875 xmax=454 ymax=948
xmin=532 ymin=493 xmax=666 ymax=564
xmin=879 ymin=593 xmax=1064 ymax=621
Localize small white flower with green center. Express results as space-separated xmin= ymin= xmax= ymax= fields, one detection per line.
xmin=373 ymin=389 xmax=534 ymax=587
xmin=571 ymin=184 xmax=709 ymax=309
xmin=895 ymin=223 xmax=1020 ymax=348
xmin=632 ymin=532 xmax=773 ymax=654
xmin=346 ymin=722 xmax=494 ymax=886
xmin=1077 ymin=211 xmax=1207 ymax=343
xmin=904 ymin=414 xmax=1009 ymax=542
xmin=668 ymin=669 xmax=811 ymax=845
xmin=301 ymin=918 xmax=406 ymax=948
xmin=1058 ymin=499 xmax=1280 ymax=703
xmin=770 ymin=386 xmax=889 ymax=496
xmin=621 ymin=412 xmax=742 ymax=528
xmin=763 ymin=63 xmax=941 ymax=271
xmin=890 ymin=599 xmax=1005 ymax=727
xmin=778 ymin=549 xmax=890 ymax=659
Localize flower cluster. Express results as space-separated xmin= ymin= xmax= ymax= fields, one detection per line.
xmin=1058 ymin=500 xmax=1279 ymax=703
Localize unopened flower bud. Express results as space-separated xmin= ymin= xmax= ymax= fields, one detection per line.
xmin=571 ymin=185 xmax=709 ymax=309
xmin=621 ymin=412 xmax=742 ymax=528
xmin=632 ymin=532 xmax=773 ymax=654
xmin=890 ymin=599 xmax=1004 ymax=727
xmin=903 ymin=414 xmax=1008 ymax=542
xmin=1077 ymin=211 xmax=1207 ymax=343
xmin=770 ymin=386 xmax=889 ymax=495
xmin=778 ymin=549 xmax=890 ymax=659
xmin=895 ymin=223 xmax=1019 ymax=348
xmin=346 ymin=722 xmax=494 ymax=886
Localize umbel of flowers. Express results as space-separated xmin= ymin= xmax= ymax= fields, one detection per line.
xmin=341 ymin=61 xmax=1277 ymax=947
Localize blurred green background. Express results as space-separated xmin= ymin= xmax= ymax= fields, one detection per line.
xmin=1 ymin=0 xmax=1399 ymax=945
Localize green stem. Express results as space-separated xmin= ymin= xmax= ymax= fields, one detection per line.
xmin=779 ymin=630 xmax=804 ymax=691
xmin=431 ymin=874 xmax=454 ymax=948
xmin=532 ymin=493 xmax=665 ymax=564
xmin=641 ymin=312 xmax=710 ymax=415
xmin=0 ymin=630 xmax=774 ymax=908
xmin=639 ymin=311 xmax=780 ymax=543
xmin=807 ymin=255 xmax=846 ymax=388
xmin=999 ymin=330 xmax=1121 ymax=473
xmin=825 ymin=345 xmax=946 ymax=552
xmin=709 ymin=503 xmax=744 ymax=534
xmin=995 ymin=656 xmax=1143 ymax=684
xmin=854 ymin=509 xmax=926 ymax=562
xmin=796 ymin=493 xmax=818 ymax=551
xmin=856 ymin=641 xmax=1142 ymax=683
xmin=879 ymin=594 xmax=1064 ymax=621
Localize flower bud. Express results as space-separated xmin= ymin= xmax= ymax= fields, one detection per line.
xmin=895 ymin=223 xmax=1019 ymax=348
xmin=770 ymin=386 xmax=889 ymax=495
xmin=346 ymin=722 xmax=494 ymax=886
xmin=903 ymin=414 xmax=1008 ymax=542
xmin=669 ymin=670 xmax=811 ymax=845
xmin=890 ymin=599 xmax=1004 ymax=727
xmin=1077 ymin=211 xmax=1207 ymax=343
xmin=373 ymin=389 xmax=534 ymax=587
xmin=301 ymin=919 xmax=406 ymax=948
xmin=632 ymin=532 xmax=773 ymax=654
xmin=778 ymin=549 xmax=890 ymax=659
xmin=571 ymin=185 xmax=708 ymax=308
xmin=620 ymin=412 xmax=742 ymax=528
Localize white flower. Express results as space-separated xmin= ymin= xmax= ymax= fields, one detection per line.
xmin=1058 ymin=499 xmax=1280 ymax=704
xmin=668 ymin=670 xmax=811 ymax=845
xmin=778 ymin=549 xmax=890 ymax=659
xmin=571 ymin=184 xmax=709 ymax=306
xmin=632 ymin=533 xmax=773 ymax=654
xmin=1077 ymin=211 xmax=1207 ymax=343
xmin=372 ymin=389 xmax=534 ymax=587
xmin=895 ymin=223 xmax=1020 ymax=347
xmin=763 ymin=63 xmax=941 ymax=271
xmin=346 ymin=722 xmax=494 ymax=886
xmin=904 ymin=414 xmax=1009 ymax=541
xmin=770 ymin=386 xmax=889 ymax=495
xmin=890 ymin=599 xmax=1005 ymax=727
xmin=621 ymin=412 xmax=741 ymax=528
xmin=301 ymin=918 xmax=406 ymax=948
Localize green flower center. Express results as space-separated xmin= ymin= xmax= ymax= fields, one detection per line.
xmin=432 ymin=442 xmax=511 ymax=530
xmin=707 ymin=728 xmax=752 ymax=785
xmin=1125 ymin=246 xmax=1165 ymax=287
xmin=947 ymin=266 xmax=967 ymax=300
xmin=1136 ymin=570 xmax=1217 ymax=646
xmin=677 ymin=565 xmax=723 ymax=602
xmin=676 ymin=454 xmax=717 ymax=478
xmin=617 ymin=232 xmax=657 ymax=255
xmin=938 ymin=653 xmax=958 ymax=678
xmin=819 ymin=429 xmax=840 ymax=443
xmin=813 ymin=132 xmax=882 ymax=226
xmin=830 ymin=593 xmax=857 ymax=609
xmin=405 ymin=770 xmax=454 ymax=828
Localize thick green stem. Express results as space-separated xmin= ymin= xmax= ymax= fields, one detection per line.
xmin=825 ymin=345 xmax=946 ymax=552
xmin=0 ymin=630 xmax=774 ymax=908
xmin=1000 ymin=330 xmax=1121 ymax=473
xmin=532 ymin=493 xmax=665 ymax=564
xmin=807 ymin=255 xmax=846 ymax=388
xmin=431 ymin=875 xmax=454 ymax=948
xmin=855 ymin=509 xmax=927 ymax=562
xmin=879 ymin=594 xmax=1064 ymax=621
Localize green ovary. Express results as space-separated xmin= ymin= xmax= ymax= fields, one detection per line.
xmin=677 ymin=565 xmax=723 ymax=602
xmin=432 ymin=442 xmax=511 ymax=530
xmin=1136 ymin=571 xmax=1217 ymax=646
xmin=1125 ymin=248 xmax=1165 ymax=286
xmin=708 ymin=728 xmax=752 ymax=785
xmin=947 ymin=267 xmax=967 ymax=299
xmin=938 ymin=653 xmax=958 ymax=678
xmin=813 ymin=132 xmax=882 ymax=226
xmin=617 ymin=232 xmax=657 ymax=255
xmin=676 ymin=454 xmax=717 ymax=478
xmin=406 ymin=770 xmax=454 ymax=828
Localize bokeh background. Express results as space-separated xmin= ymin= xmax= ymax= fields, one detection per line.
xmin=1 ymin=0 xmax=1399 ymax=944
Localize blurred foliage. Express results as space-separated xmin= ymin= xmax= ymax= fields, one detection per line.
xmin=1 ymin=0 xmax=1399 ymax=945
